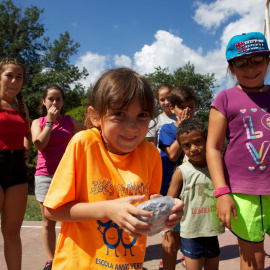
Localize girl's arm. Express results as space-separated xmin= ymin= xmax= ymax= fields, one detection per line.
xmin=206 ymin=108 xmax=237 ymax=230
xmin=44 ymin=195 xmax=154 ymax=238
xmin=31 ymin=119 xmax=52 ymax=151
xmin=32 ymin=106 xmax=61 ymax=151
xmin=24 ymin=106 xmax=32 ymax=162
xmin=71 ymin=117 xmax=84 ymax=133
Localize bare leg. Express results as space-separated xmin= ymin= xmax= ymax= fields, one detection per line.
xmin=0 ymin=185 xmax=4 ymax=213
xmin=39 ymin=202 xmax=56 ymax=260
xmin=1 ymin=183 xmax=28 ymax=270
xmin=238 ymin=238 xmax=265 ymax=270
xmin=184 ymin=256 xmax=202 ymax=270
xmin=162 ymin=231 xmax=180 ymax=270
xmin=204 ymin=256 xmax=219 ymax=270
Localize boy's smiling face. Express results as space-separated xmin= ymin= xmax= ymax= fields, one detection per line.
xmin=178 ymin=130 xmax=207 ymax=168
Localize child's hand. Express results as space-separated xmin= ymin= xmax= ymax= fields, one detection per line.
xmin=216 ymin=194 xmax=237 ymax=230
xmin=24 ymin=146 xmax=30 ymax=162
xmin=165 ymin=198 xmax=184 ymax=229
xmin=47 ymin=106 xmax=59 ymax=122
xmin=176 ymin=108 xmax=191 ymax=125
xmin=162 ymin=231 xmax=180 ymax=255
xmin=149 ymin=193 xmax=162 ymax=199
xmin=105 ymin=195 xmax=153 ymax=238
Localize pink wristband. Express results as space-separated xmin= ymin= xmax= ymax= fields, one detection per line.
xmin=213 ymin=186 xmax=231 ymax=198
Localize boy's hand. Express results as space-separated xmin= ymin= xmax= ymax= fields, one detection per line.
xmin=105 ymin=195 xmax=153 ymax=238
xmin=176 ymin=108 xmax=191 ymax=125
xmin=216 ymin=194 xmax=237 ymax=230
xmin=165 ymin=198 xmax=184 ymax=229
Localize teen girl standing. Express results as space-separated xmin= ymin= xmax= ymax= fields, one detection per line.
xmin=0 ymin=57 xmax=31 ymax=270
xmin=31 ymin=85 xmax=83 ymax=270
xmin=207 ymin=32 xmax=270 ymax=269
xmin=146 ymin=84 xmax=176 ymax=147
xmin=43 ymin=68 xmax=184 ymax=269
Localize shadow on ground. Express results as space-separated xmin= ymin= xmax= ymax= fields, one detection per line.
xmin=220 ymin=244 xmax=239 ymax=260
xmin=144 ymin=244 xmax=162 ymax=262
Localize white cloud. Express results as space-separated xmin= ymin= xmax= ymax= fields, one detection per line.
xmin=193 ymin=0 xmax=264 ymax=31
xmin=75 ymin=52 xmax=108 ymax=88
xmin=133 ymin=30 xmax=195 ymax=74
xmin=113 ymin=55 xmax=132 ymax=68
xmin=133 ymin=0 xmax=267 ymax=91
xmin=76 ymin=0 xmax=268 ymax=92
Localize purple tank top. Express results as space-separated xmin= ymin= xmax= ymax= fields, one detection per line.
xmin=211 ymin=86 xmax=270 ymax=195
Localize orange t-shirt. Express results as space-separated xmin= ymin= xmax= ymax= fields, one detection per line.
xmin=44 ymin=128 xmax=162 ymax=270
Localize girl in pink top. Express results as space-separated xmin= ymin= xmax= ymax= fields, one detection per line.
xmin=31 ymin=85 xmax=82 ymax=270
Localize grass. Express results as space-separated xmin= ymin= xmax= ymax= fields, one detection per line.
xmin=24 ymin=195 xmax=42 ymax=221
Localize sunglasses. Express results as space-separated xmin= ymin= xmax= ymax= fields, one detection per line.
xmin=231 ymin=55 xmax=268 ymax=68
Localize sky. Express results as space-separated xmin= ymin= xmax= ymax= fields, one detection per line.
xmin=17 ymin=0 xmax=269 ymax=93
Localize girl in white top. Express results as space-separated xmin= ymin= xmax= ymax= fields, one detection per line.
xmin=146 ymin=84 xmax=176 ymax=147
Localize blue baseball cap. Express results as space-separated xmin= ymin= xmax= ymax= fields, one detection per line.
xmin=226 ymin=32 xmax=270 ymax=62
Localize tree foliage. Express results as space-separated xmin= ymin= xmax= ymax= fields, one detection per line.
xmin=145 ymin=63 xmax=216 ymax=123
xmin=0 ymin=0 xmax=88 ymax=119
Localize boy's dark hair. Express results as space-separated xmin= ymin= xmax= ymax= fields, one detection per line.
xmin=170 ymin=86 xmax=196 ymax=107
xmin=176 ymin=118 xmax=207 ymax=146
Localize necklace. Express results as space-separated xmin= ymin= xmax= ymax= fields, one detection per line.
xmin=239 ymin=84 xmax=266 ymax=92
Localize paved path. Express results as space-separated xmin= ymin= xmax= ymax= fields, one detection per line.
xmin=0 ymin=221 xmax=270 ymax=269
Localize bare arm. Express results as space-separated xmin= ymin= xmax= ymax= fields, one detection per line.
xmin=44 ymin=195 xmax=154 ymax=238
xmin=159 ymin=110 xmax=190 ymax=162
xmin=71 ymin=117 xmax=84 ymax=133
xmin=162 ymin=168 xmax=183 ymax=255
xmin=23 ymin=106 xmax=32 ymax=162
xmin=31 ymin=119 xmax=53 ymax=151
xmin=206 ymin=108 xmax=237 ymax=230
xmin=161 ymin=140 xmax=182 ymax=162
xmin=167 ymin=168 xmax=183 ymax=198
xmin=31 ymin=106 xmax=61 ymax=151
xmin=206 ymin=108 xmax=227 ymax=189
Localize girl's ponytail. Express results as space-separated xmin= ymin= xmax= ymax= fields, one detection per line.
xmin=16 ymin=91 xmax=26 ymax=118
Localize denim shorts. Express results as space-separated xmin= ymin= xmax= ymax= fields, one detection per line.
xmin=0 ymin=149 xmax=28 ymax=189
xmin=181 ymin=236 xmax=220 ymax=259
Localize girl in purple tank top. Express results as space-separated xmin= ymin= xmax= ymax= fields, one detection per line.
xmin=31 ymin=85 xmax=83 ymax=270
xmin=207 ymin=32 xmax=270 ymax=269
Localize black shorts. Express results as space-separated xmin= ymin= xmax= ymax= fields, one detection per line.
xmin=0 ymin=149 xmax=28 ymax=189
xmin=181 ymin=236 xmax=220 ymax=259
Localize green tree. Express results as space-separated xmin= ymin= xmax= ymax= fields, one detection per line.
xmin=0 ymin=0 xmax=88 ymax=119
xmin=145 ymin=63 xmax=216 ymax=123
xmin=0 ymin=0 xmax=45 ymax=64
